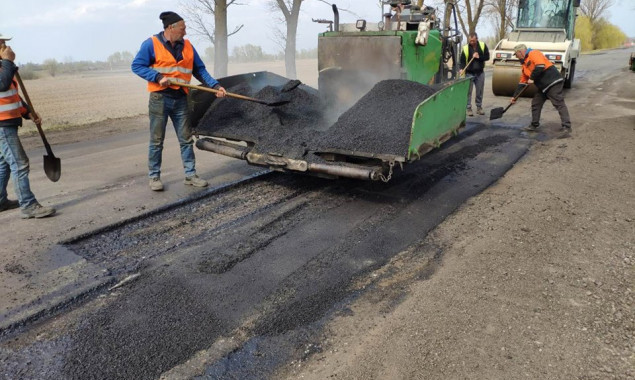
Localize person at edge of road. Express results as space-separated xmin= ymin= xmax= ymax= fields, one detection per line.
xmin=459 ymin=32 xmax=490 ymax=117
xmin=131 ymin=11 xmax=227 ymax=192
xmin=511 ymin=44 xmax=572 ymax=138
xmin=0 ymin=34 xmax=56 ymax=219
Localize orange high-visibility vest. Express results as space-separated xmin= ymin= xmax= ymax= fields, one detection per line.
xmin=0 ymin=79 xmax=27 ymax=121
xmin=519 ymin=49 xmax=554 ymax=84
xmin=147 ymin=36 xmax=194 ymax=93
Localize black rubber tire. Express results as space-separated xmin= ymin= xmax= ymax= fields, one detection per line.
xmin=564 ymin=59 xmax=576 ymax=89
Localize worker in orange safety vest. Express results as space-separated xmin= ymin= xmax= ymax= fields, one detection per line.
xmin=511 ymin=44 xmax=572 ymax=137
xmin=0 ymin=35 xmax=56 ymax=219
xmin=132 ymin=11 xmax=227 ymax=191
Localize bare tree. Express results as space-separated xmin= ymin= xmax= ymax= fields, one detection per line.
xmin=269 ymin=0 xmax=304 ymax=79
xmin=485 ymin=0 xmax=518 ymax=43
xmin=180 ymin=0 xmax=244 ymax=77
xmin=315 ymin=0 xmax=374 ymax=19
xmin=580 ymin=0 xmax=615 ymax=24
xmin=42 ymin=58 xmax=59 ymax=77
xmin=268 ymin=0 xmax=364 ymax=79
xmin=456 ymin=0 xmax=488 ymax=36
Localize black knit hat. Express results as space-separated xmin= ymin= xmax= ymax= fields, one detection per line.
xmin=160 ymin=11 xmax=184 ymax=29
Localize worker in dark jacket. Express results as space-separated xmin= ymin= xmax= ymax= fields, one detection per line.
xmin=459 ymin=32 xmax=489 ymax=116
xmin=511 ymin=44 xmax=571 ymax=137
xmin=0 ymin=36 xmax=56 ymax=219
xmin=131 ymin=11 xmax=227 ymax=191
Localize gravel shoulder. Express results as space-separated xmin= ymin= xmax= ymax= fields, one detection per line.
xmin=275 ymin=69 xmax=634 ymax=379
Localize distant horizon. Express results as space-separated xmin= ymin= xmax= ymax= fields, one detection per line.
xmin=2 ymin=0 xmax=633 ymax=65
xmin=16 ymin=55 xmax=321 ymax=69
xmin=14 ymin=42 xmax=634 ymax=69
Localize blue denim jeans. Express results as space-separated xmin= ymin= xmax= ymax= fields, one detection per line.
xmin=148 ymin=92 xmax=196 ymax=178
xmin=0 ymin=126 xmax=37 ymax=208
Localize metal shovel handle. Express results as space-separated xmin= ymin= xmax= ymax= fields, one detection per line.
xmin=168 ymin=80 xmax=286 ymax=106
xmin=14 ymin=71 xmax=55 ymax=157
xmin=459 ymin=56 xmax=476 ymax=78
xmin=504 ymin=83 xmax=530 ymax=112
xmin=15 ymin=70 xmax=61 ymax=182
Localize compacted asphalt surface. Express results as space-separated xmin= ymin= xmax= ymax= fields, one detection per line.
xmin=0 ymin=120 xmax=530 ymax=379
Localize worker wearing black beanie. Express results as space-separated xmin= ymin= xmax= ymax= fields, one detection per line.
xmin=131 ymin=10 xmax=226 ymax=191
xmin=159 ymin=11 xmax=184 ymax=29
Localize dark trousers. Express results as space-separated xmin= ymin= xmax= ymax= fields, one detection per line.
xmin=466 ymin=72 xmax=484 ymax=109
xmin=531 ymin=82 xmax=571 ymax=128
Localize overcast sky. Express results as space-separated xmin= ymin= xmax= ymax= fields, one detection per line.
xmin=2 ymin=0 xmax=634 ymax=65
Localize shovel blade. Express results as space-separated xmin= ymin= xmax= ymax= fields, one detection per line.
xmin=489 ymin=107 xmax=505 ymax=120
xmin=251 ymin=98 xmax=290 ymax=107
xmin=43 ymin=154 xmax=61 ymax=182
xmin=266 ymin=100 xmax=291 ymax=107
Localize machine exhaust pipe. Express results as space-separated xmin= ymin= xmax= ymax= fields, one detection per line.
xmin=332 ymin=4 xmax=339 ymax=32
xmin=308 ymin=162 xmax=381 ymax=181
xmin=196 ymin=138 xmax=248 ymax=160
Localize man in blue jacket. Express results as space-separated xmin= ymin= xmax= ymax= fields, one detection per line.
xmin=132 ymin=11 xmax=226 ymax=191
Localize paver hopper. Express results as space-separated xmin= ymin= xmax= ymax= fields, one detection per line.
xmin=190 ymin=1 xmax=471 ymax=181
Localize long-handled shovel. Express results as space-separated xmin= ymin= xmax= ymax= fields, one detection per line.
xmin=15 ymin=71 xmax=61 ymax=182
xmin=169 ymin=81 xmax=290 ymax=107
xmin=459 ymin=55 xmax=476 ymax=78
xmin=489 ymin=84 xmax=529 ymax=120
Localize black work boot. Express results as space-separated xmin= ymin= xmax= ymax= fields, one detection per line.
xmin=523 ymin=122 xmax=540 ymax=132
xmin=557 ymin=126 xmax=572 ymax=139
xmin=0 ymin=199 xmax=19 ymax=212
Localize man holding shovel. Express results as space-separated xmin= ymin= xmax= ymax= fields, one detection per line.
xmin=0 ymin=34 xmax=55 ymax=219
xmin=459 ymin=32 xmax=489 ymax=117
xmin=511 ymin=44 xmax=572 ymax=137
xmin=132 ymin=11 xmax=227 ymax=191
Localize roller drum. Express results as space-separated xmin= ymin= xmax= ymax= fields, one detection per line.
xmin=492 ymin=64 xmax=538 ymax=97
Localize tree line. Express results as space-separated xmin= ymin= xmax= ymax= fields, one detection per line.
xmin=17 ymin=46 xmax=317 ymax=80
xmin=183 ymin=0 xmax=630 ymax=78
xmin=13 ymin=0 xmax=630 ymax=80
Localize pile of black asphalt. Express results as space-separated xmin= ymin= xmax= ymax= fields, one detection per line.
xmin=195 ymin=79 xmax=439 ymax=160
xmin=314 ymin=79 xmax=438 ymax=157
xmin=195 ymin=81 xmax=329 ymax=159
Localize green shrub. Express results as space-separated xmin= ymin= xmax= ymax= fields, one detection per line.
xmin=17 ymin=65 xmax=37 ymax=80
xmin=576 ymin=16 xmax=627 ymax=51
xmin=575 ymin=16 xmax=593 ymax=51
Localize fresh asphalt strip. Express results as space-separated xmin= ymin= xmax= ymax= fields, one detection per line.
xmin=0 ymin=170 xmax=272 ymax=335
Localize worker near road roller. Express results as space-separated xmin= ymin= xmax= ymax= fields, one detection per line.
xmin=510 ymin=44 xmax=572 ymax=137
xmin=459 ymin=32 xmax=489 ymax=117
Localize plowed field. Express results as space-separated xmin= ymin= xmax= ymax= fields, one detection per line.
xmin=19 ymin=59 xmax=318 ymax=134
